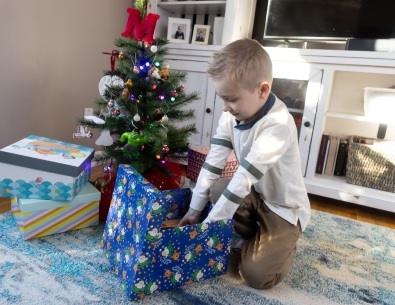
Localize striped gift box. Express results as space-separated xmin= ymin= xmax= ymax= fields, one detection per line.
xmin=11 ymin=182 xmax=100 ymax=240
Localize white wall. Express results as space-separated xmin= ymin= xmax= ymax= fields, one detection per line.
xmin=0 ymin=0 xmax=131 ymax=148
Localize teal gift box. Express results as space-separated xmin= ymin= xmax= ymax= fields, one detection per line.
xmin=0 ymin=135 xmax=94 ymax=200
xmin=102 ymin=164 xmax=234 ymax=300
xmin=11 ymin=182 xmax=100 ymax=240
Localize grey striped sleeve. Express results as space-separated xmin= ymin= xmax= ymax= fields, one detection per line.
xmin=211 ymin=138 xmax=233 ymax=149
xmin=202 ymin=162 xmax=223 ymax=175
xmin=240 ymin=159 xmax=263 ymax=180
xmin=223 ymin=188 xmax=244 ymax=205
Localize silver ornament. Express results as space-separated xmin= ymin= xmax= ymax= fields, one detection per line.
xmin=133 ymin=113 xmax=141 ymax=122
xmin=162 ymin=114 xmax=169 ymax=123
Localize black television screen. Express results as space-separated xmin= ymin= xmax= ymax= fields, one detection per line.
xmin=264 ymin=0 xmax=395 ymax=41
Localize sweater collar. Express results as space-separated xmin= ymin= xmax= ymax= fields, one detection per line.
xmin=234 ymin=93 xmax=276 ymax=130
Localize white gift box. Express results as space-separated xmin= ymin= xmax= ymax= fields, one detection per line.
xmin=0 ymin=135 xmax=94 ymax=200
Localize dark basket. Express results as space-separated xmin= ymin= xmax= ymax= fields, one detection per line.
xmin=346 ymin=138 xmax=395 ymax=193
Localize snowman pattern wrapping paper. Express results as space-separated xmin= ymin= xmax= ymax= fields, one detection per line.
xmin=102 ymin=164 xmax=234 ymax=300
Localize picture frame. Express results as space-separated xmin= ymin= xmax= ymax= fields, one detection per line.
xmin=192 ymin=25 xmax=210 ymax=45
xmin=167 ymin=17 xmax=191 ymax=43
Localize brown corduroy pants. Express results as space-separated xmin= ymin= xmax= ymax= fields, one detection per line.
xmin=210 ymin=178 xmax=301 ymax=289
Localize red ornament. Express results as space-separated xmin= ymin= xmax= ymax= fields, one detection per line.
xmin=121 ymin=8 xmax=160 ymax=43
xmin=132 ymin=66 xmax=140 ymax=74
xmin=162 ymin=145 xmax=170 ymax=153
xmin=102 ymin=50 xmax=119 ymax=71
xmin=151 ymin=84 xmax=157 ymax=90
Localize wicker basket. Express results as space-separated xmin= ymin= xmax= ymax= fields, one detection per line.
xmin=346 ymin=137 xmax=395 ymax=193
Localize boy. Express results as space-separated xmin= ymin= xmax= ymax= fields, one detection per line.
xmin=175 ymin=25 xmax=185 ymax=40
xmin=179 ymin=38 xmax=311 ymax=289
xmin=196 ymin=30 xmax=205 ymax=42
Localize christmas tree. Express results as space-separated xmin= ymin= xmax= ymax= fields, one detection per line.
xmin=79 ymin=2 xmax=198 ymax=178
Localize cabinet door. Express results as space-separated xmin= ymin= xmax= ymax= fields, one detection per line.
xmin=271 ymin=65 xmax=323 ymax=176
xmin=165 ymin=59 xmax=216 ymax=148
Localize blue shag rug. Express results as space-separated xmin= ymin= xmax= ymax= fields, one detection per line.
xmin=0 ymin=210 xmax=394 ymax=305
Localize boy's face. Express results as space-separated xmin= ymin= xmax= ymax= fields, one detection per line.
xmin=213 ymin=78 xmax=270 ymax=123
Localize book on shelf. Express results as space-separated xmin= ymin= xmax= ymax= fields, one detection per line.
xmin=324 ymin=136 xmax=340 ymax=176
xmin=315 ymin=133 xmax=330 ymax=174
xmin=322 ymin=138 xmax=330 ymax=175
xmin=334 ymin=139 xmax=349 ymax=176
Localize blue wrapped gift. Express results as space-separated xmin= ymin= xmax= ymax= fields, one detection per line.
xmin=102 ymin=164 xmax=234 ymax=300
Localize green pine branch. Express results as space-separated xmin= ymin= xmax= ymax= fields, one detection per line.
xmin=79 ymin=33 xmax=199 ymax=174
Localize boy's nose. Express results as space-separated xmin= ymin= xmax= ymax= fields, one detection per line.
xmin=223 ymin=104 xmax=231 ymax=112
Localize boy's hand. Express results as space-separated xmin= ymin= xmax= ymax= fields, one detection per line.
xmin=178 ymin=208 xmax=202 ymax=226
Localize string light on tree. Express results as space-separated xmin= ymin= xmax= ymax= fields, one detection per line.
xmin=77 ymin=0 xmax=198 ymax=178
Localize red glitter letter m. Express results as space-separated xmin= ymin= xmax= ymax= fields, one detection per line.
xmin=121 ymin=8 xmax=160 ymax=43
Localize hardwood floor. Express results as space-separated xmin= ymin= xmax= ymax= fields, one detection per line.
xmin=1 ymin=169 xmax=394 ymax=230
xmin=309 ymin=194 xmax=395 ymax=229
xmin=0 ymin=197 xmax=11 ymax=214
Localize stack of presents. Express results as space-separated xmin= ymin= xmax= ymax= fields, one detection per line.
xmin=0 ymin=135 xmax=100 ymax=240
xmin=0 ymin=137 xmax=240 ymax=300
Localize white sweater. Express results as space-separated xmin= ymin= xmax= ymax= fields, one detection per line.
xmin=190 ymin=95 xmax=311 ymax=231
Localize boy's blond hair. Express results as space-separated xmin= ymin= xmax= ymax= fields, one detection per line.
xmin=207 ymin=38 xmax=273 ymax=92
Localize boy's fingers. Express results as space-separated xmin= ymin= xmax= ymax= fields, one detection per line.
xmin=177 ymin=218 xmax=187 ymax=227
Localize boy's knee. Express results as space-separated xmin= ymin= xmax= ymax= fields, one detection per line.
xmin=239 ymin=266 xmax=283 ymax=290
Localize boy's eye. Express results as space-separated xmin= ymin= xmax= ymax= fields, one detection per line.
xmin=224 ymin=97 xmax=237 ymax=102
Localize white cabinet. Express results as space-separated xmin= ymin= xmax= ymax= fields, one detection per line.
xmin=147 ymin=0 xmax=256 ymax=45
xmin=266 ymin=48 xmax=395 ymax=213
xmin=165 ymin=45 xmax=221 ymax=148
xmin=269 ymin=65 xmax=322 ymax=176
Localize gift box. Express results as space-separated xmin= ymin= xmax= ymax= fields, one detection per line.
xmin=102 ymin=164 xmax=234 ymax=300
xmin=11 ymin=182 xmax=100 ymax=240
xmin=0 ymin=135 xmax=94 ymax=200
xmin=187 ymin=148 xmax=239 ymax=182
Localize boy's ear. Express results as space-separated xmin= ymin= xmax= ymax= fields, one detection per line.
xmin=258 ymin=81 xmax=270 ymax=98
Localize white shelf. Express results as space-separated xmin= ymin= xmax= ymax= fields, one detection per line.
xmin=158 ymin=1 xmax=226 ymax=15
xmin=289 ymin=108 xmax=304 ymax=114
xmin=326 ymin=112 xmax=377 ymax=123
xmin=150 ymin=0 xmax=257 ymax=46
xmin=305 ymin=175 xmax=395 ymax=213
